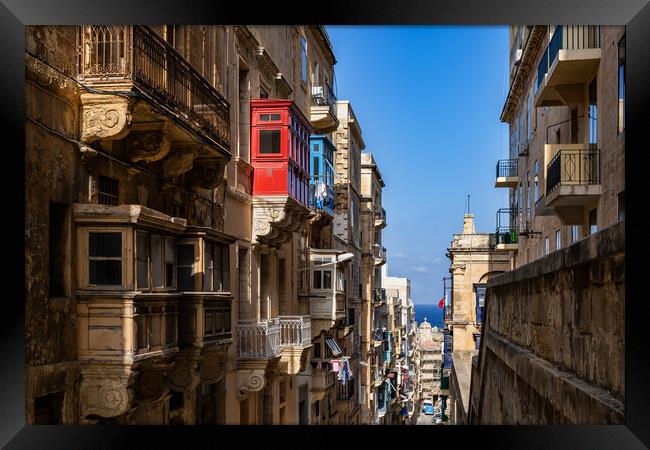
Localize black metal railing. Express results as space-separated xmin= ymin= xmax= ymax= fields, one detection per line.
xmin=496 ymin=159 xmax=518 ymax=178
xmin=311 ymin=83 xmax=336 ymax=115
xmin=78 ymin=25 xmax=231 ymax=150
xmin=536 ymin=25 xmax=601 ymax=91
xmin=546 ymin=148 xmax=600 ymax=195
xmin=492 ymin=208 xmax=519 ymax=245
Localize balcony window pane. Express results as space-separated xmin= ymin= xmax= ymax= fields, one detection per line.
xmin=88 ymin=232 xmax=122 ymax=285
xmin=618 ymin=35 xmax=625 ymax=134
xmin=177 ymin=243 xmax=195 ymax=291
xmin=301 ymin=37 xmax=307 ymax=82
xmin=151 ymin=234 xmax=163 ymax=289
xmin=204 ymin=242 xmax=213 ymax=291
xmin=165 ymin=238 xmax=175 ymax=288
xmin=589 ymin=209 xmax=598 ymax=235
xmin=323 ymin=270 xmax=332 ymax=290
xmin=589 ymin=77 xmax=598 ymax=144
xmin=136 ymin=231 xmax=149 ymax=290
xmin=259 ymin=130 xmax=281 ymax=154
xmin=556 ymin=229 xmax=561 ymax=250
xmin=313 ymin=270 xmax=322 ymax=289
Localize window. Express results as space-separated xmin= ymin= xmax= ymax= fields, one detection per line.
xmin=301 ymin=36 xmax=307 ymax=83
xmin=571 ymin=225 xmax=580 ymax=243
xmin=312 ymin=257 xmax=332 ymax=290
xmin=519 ymin=111 xmax=523 ymax=146
xmin=589 ymin=208 xmax=598 ymax=235
xmin=589 ymin=77 xmax=598 ymax=144
xmin=618 ymin=191 xmax=625 ymax=222
xmin=544 ymin=237 xmax=549 ymax=255
xmin=259 ymin=130 xmax=281 ymax=154
xmin=527 ymin=95 xmax=531 ymax=141
xmin=177 ymin=243 xmax=195 ymax=291
xmin=526 ymin=171 xmax=531 ymax=222
xmin=214 ymin=243 xmax=230 ymax=291
xmin=165 ymin=238 xmax=176 ymax=288
xmin=260 ymin=113 xmax=280 ymax=121
xmin=204 ymin=242 xmax=214 ymax=291
xmin=89 ymin=232 xmax=122 ymax=285
xmin=533 ymin=160 xmax=539 ymax=202
xmin=475 ymin=284 xmax=486 ymax=325
xmin=136 ymin=231 xmax=149 ymax=290
xmin=151 ymin=234 xmax=164 ymax=289
xmin=556 ymin=229 xmax=561 ymax=251
xmin=618 ymin=35 xmax=625 ymax=133
xmin=97 ymin=176 xmax=119 ymax=206
xmin=49 ymin=202 xmax=68 ymax=297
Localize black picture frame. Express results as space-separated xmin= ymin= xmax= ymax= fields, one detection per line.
xmin=2 ymin=0 xmax=648 ymax=448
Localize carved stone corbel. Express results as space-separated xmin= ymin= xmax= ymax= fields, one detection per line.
xmin=80 ymin=93 xmax=132 ymax=143
xmin=169 ymin=349 xmax=201 ymax=392
xmin=125 ymin=123 xmax=172 ymax=163
xmin=199 ymin=345 xmax=229 ymax=384
xmin=184 ymin=158 xmax=226 ymax=191
xmin=79 ymin=365 xmax=132 ymax=419
xmin=236 ymin=369 xmax=267 ymax=394
xmin=133 ymin=363 xmax=171 ymax=404
xmin=162 ymin=145 xmax=200 ymax=178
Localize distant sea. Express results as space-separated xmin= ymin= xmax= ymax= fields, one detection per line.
xmin=414 ymin=304 xmax=444 ymax=329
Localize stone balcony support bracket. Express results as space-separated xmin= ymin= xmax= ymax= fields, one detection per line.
xmin=79 ymin=364 xmax=133 ymax=419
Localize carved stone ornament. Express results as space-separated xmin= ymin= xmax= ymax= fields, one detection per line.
xmin=133 ymin=365 xmax=170 ymax=404
xmin=169 ymin=350 xmax=201 ymax=392
xmin=237 ymin=369 xmax=267 ymax=394
xmin=126 ymin=129 xmax=172 ymax=163
xmin=80 ymin=365 xmax=132 ymax=419
xmin=80 ymin=93 xmax=132 ymax=143
xmin=199 ymin=345 xmax=229 ymax=384
xmin=252 ymin=197 xmax=311 ymax=245
xmin=162 ymin=147 xmax=199 ymax=178
xmin=185 ymin=158 xmax=226 ymax=191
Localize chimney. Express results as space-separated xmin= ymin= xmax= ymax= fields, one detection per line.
xmin=462 ymin=214 xmax=475 ymax=234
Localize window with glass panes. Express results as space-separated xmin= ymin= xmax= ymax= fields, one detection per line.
xmin=177 ymin=243 xmax=196 ymax=291
xmin=312 ymin=257 xmax=333 ymax=290
xmin=556 ymin=229 xmax=561 ymax=251
xmin=618 ymin=35 xmax=625 ymax=134
xmin=88 ymin=231 xmax=122 ymax=285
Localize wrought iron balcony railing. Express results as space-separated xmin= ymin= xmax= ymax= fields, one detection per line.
xmin=496 ymin=159 xmax=518 ymax=178
xmin=536 ymin=25 xmax=601 ymax=91
xmin=236 ymin=318 xmax=281 ymax=359
xmin=311 ymin=83 xmax=336 ymax=115
xmin=279 ymin=315 xmax=311 ymax=348
xmin=546 ymin=148 xmax=600 ymax=195
xmin=77 ymin=25 xmax=231 ymax=150
xmin=491 ymin=208 xmax=519 ymax=246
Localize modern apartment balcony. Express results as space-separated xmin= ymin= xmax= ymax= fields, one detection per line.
xmin=544 ymin=144 xmax=601 ymax=224
xmin=278 ymin=315 xmax=312 ymax=375
xmin=491 ymin=208 xmax=519 ymax=252
xmin=372 ymin=244 xmax=387 ymax=266
xmin=495 ymin=159 xmax=519 ymax=188
xmin=535 ymin=25 xmax=601 ymax=107
xmin=77 ymin=25 xmax=231 ymax=163
xmin=310 ymin=83 xmax=339 ymax=133
xmin=374 ymin=207 xmax=387 ymax=229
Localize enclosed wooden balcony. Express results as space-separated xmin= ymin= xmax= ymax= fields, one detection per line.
xmin=77 ymin=25 xmax=230 ymax=156
xmin=535 ymin=26 xmax=601 ymax=108
xmin=373 ymin=244 xmax=387 ymax=266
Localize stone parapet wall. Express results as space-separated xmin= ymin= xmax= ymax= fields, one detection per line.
xmin=471 ymin=221 xmax=624 ymax=424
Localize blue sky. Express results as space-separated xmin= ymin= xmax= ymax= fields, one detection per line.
xmin=326 ymin=26 xmax=511 ymax=305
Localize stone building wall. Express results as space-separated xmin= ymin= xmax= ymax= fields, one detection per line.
xmin=471 ymin=221 xmax=624 ymax=424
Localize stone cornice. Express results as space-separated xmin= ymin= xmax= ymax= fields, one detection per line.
xmin=500 ymin=26 xmax=547 ymax=124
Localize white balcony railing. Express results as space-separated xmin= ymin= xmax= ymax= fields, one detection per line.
xmin=279 ymin=315 xmax=311 ymax=348
xmin=236 ymin=318 xmax=281 ymax=359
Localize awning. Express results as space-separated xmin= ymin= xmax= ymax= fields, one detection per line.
xmin=325 ymin=338 xmax=343 ymax=356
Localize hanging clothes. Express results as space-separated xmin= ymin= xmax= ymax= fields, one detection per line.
xmin=330 ymin=359 xmax=341 ymax=373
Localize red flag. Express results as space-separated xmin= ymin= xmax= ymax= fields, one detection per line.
xmin=438 ymin=297 xmax=445 ymax=308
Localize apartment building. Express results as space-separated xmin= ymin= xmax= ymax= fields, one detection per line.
xmin=467 ymin=25 xmax=626 ymax=426
xmin=416 ymin=321 xmax=442 ymax=403
xmin=494 ymin=25 xmax=625 ymax=267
